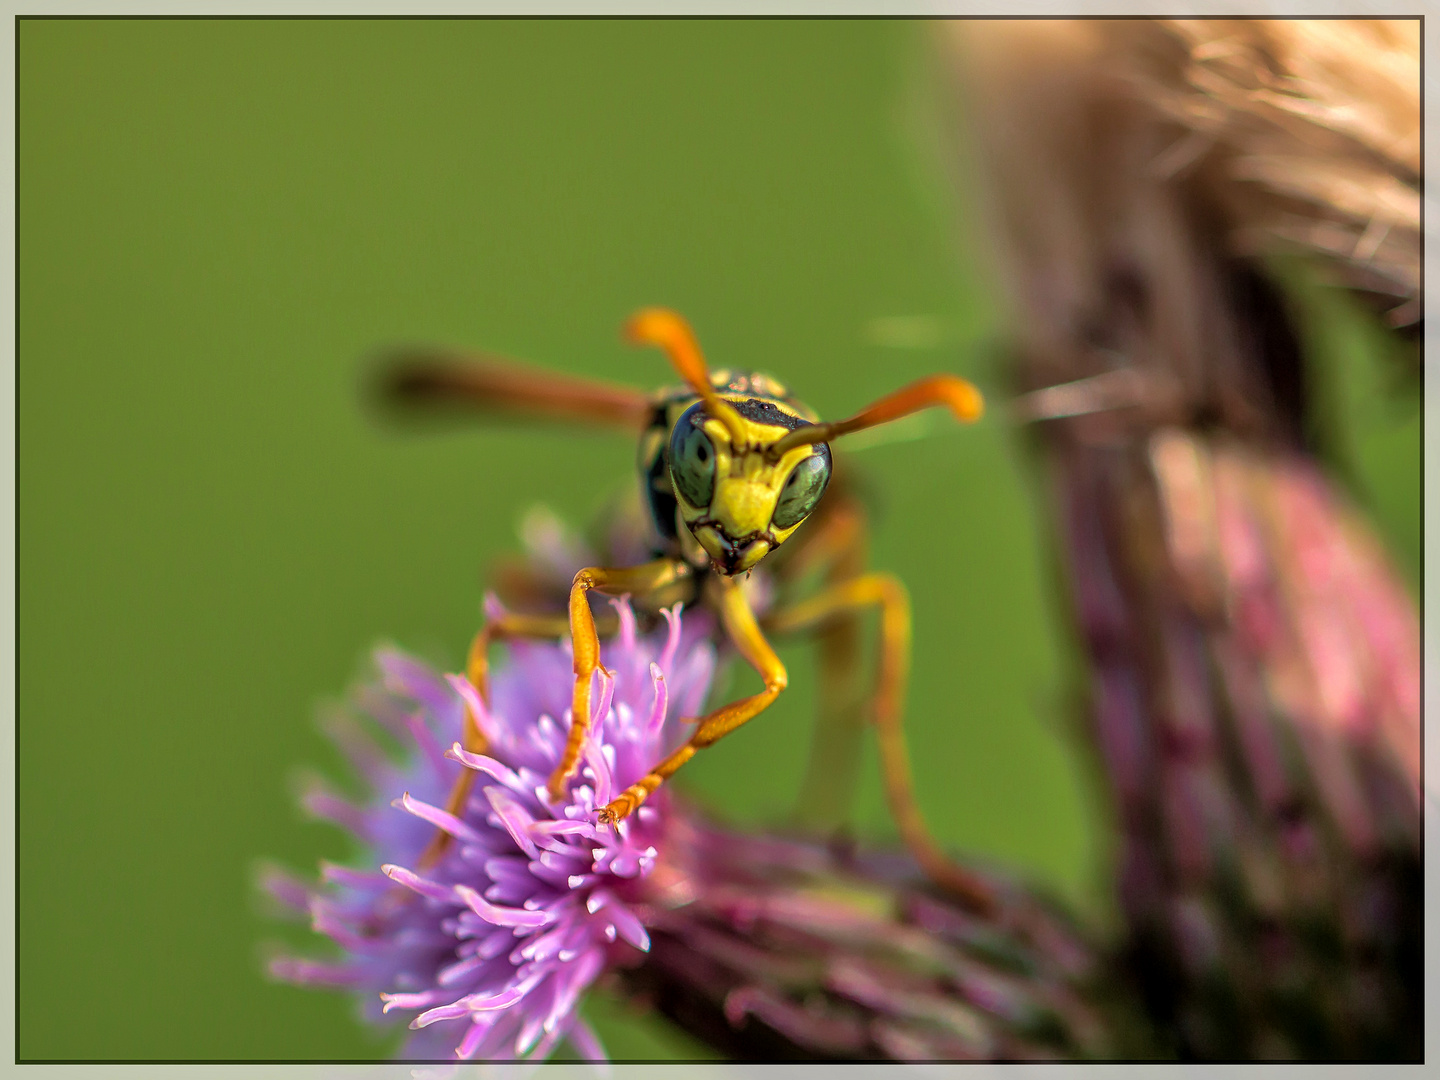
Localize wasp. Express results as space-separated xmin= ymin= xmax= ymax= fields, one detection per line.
xmin=382 ymin=309 xmax=989 ymax=905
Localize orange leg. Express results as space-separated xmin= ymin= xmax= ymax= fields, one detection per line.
xmin=546 ymin=558 xmax=693 ymax=802
xmin=764 ymin=573 xmax=996 ymax=912
xmin=415 ymin=610 xmax=573 ymax=870
xmin=598 ymin=573 xmax=788 ymax=824
xmin=765 ymin=487 xmax=871 ymax=831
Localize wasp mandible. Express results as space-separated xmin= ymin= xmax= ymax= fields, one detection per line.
xmin=382 ymin=309 xmax=987 ymax=904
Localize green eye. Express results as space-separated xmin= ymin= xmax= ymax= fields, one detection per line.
xmin=772 ymin=450 xmax=831 ymax=530
xmin=668 ymin=402 xmax=716 ymax=509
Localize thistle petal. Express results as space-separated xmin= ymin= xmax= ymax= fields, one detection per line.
xmin=270 ymin=597 xmax=705 ymax=1063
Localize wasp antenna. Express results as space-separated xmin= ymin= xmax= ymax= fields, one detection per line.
xmin=768 ymin=374 xmax=984 ymax=457
xmin=625 ymin=309 xmax=749 ymax=444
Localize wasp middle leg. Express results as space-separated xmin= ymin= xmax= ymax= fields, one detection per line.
xmin=764 ymin=483 xmax=871 ymax=832
xmin=765 ymin=572 xmax=997 ymax=912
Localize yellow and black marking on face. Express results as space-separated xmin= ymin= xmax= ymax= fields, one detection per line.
xmin=636 ymin=369 xmax=832 ymax=575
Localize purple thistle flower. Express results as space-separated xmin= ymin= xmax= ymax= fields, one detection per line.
xmin=267 ymin=597 xmax=717 ymax=1061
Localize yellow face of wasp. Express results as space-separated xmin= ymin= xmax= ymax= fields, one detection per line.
xmin=667 ymin=397 xmax=832 ymax=575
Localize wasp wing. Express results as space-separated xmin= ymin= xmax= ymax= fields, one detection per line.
xmin=373 ymin=347 xmax=652 ymax=430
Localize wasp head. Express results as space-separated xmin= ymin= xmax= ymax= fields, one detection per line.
xmin=667 ymin=398 xmax=832 ymax=575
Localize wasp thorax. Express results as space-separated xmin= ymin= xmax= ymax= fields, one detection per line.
xmin=668 ymin=400 xmax=832 ymax=575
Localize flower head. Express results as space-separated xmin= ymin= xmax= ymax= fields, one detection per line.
xmin=624 ymin=816 xmax=1121 ymax=1061
xmin=268 ymin=597 xmax=716 ymax=1061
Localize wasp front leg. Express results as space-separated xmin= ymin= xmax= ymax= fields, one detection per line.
xmin=599 ymin=573 xmax=787 ymax=824
xmin=547 ymin=557 xmax=693 ymax=802
xmin=765 ymin=574 xmax=996 ymax=912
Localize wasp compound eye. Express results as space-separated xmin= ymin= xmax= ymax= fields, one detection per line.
xmin=669 ymin=401 xmax=717 ymax=509
xmin=772 ymin=449 xmax=831 ymax=530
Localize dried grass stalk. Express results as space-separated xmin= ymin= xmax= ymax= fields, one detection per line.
xmin=941 ymin=18 xmax=1420 ymax=1060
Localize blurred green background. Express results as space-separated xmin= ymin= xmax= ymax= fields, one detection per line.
xmin=17 ymin=18 xmax=1416 ymax=1062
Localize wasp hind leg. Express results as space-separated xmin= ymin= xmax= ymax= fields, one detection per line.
xmin=765 ymin=573 xmax=997 ymax=912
